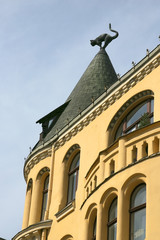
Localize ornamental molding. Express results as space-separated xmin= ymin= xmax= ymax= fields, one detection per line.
xmin=12 ymin=220 xmax=52 ymax=240
xmin=37 ymin=167 xmax=50 ymax=179
xmin=63 ymin=144 xmax=80 ymax=162
xmin=24 ymin=148 xmax=52 ymax=181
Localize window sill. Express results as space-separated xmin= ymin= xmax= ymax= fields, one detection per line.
xmin=55 ymin=201 xmax=75 ymax=221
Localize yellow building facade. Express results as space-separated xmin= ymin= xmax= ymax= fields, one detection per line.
xmin=13 ymin=43 xmax=160 ymax=240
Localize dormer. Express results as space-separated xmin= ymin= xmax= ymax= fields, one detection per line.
xmin=36 ymin=101 xmax=70 ymax=139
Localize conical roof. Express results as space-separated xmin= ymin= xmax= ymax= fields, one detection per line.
xmin=38 ymin=48 xmax=118 ymax=143
xmin=67 ymin=48 xmax=118 ymax=105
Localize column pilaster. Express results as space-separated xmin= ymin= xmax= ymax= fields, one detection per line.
xmin=96 ymin=203 xmax=103 ymax=240
xmin=22 ymin=188 xmax=32 ymax=229
xmin=118 ymin=138 xmax=126 ymax=170
xmin=29 ymin=178 xmax=41 ymax=225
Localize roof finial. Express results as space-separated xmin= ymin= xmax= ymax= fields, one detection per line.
xmin=132 ymin=61 xmax=136 ymax=68
xmin=90 ymin=23 xmax=119 ymax=49
xmin=146 ymin=49 xmax=150 ymax=56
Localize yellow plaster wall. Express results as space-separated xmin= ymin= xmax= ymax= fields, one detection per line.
xmin=20 ymin=52 xmax=160 ymax=240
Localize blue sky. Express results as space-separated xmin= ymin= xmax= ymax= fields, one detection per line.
xmin=0 ymin=0 xmax=159 ymax=239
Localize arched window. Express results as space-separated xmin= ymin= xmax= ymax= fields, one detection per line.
xmin=108 ymin=198 xmax=117 ymax=240
xmin=130 ymin=184 xmax=146 ymax=240
xmin=41 ymin=175 xmax=49 ymax=221
xmin=93 ymin=217 xmax=97 ymax=240
xmin=67 ymin=152 xmax=80 ymax=203
xmin=115 ymin=99 xmax=154 ymax=140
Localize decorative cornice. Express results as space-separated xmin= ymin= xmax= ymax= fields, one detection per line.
xmin=12 ymin=220 xmax=52 ymax=240
xmin=24 ymin=148 xmax=52 ymax=181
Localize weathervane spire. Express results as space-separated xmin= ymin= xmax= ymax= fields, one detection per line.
xmin=90 ymin=23 xmax=119 ymax=49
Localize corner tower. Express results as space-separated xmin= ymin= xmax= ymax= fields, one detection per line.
xmin=13 ymin=24 xmax=160 ymax=240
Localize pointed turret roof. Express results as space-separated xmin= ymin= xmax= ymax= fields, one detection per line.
xmin=37 ymin=49 xmax=118 ymax=144
xmin=67 ymin=48 xmax=118 ymax=108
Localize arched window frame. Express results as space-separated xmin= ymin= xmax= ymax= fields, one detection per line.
xmin=107 ymin=197 xmax=117 ymax=240
xmin=85 ymin=203 xmax=97 ymax=240
xmin=67 ymin=152 xmax=80 ymax=204
xmin=115 ymin=98 xmax=154 ymax=140
xmin=41 ymin=174 xmax=49 ymax=221
xmin=129 ymin=184 xmax=146 ymax=240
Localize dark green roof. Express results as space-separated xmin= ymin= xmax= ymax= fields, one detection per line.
xmin=36 ymin=101 xmax=70 ymax=124
xmin=37 ymin=48 xmax=118 ymax=145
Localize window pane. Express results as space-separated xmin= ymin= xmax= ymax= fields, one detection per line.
xmin=44 ymin=176 xmax=49 ymax=190
xmin=151 ymin=99 xmax=154 ymax=113
xmin=109 ymin=198 xmax=117 ymax=222
xmin=68 ymin=172 xmax=77 ymax=202
xmin=41 ymin=192 xmax=48 ymax=220
xmin=126 ymin=126 xmax=136 ymax=134
xmin=127 ymin=101 xmax=148 ymax=128
xmin=70 ymin=153 xmax=80 ymax=171
xmin=130 ymin=208 xmax=146 ymax=240
xmin=115 ymin=98 xmax=154 ymax=140
xmin=131 ymin=185 xmax=146 ymax=208
xmin=150 ymin=116 xmax=154 ymax=124
xmin=108 ymin=223 xmax=117 ymax=240
xmin=68 ymin=152 xmax=80 ymax=203
xmin=115 ymin=121 xmax=124 ymax=140
xmin=41 ymin=176 xmax=49 ymax=221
